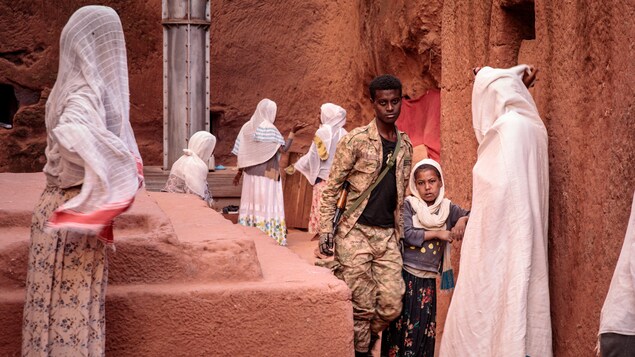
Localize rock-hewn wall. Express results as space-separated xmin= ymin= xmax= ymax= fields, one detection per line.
xmin=441 ymin=0 xmax=635 ymax=355
xmin=0 ymin=1 xmax=163 ymax=171
xmin=0 ymin=0 xmax=441 ymax=170
xmin=209 ymin=0 xmax=442 ymax=162
xmin=3 ymin=0 xmax=635 ymax=354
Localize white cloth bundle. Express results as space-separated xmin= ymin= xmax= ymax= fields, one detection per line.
xmin=232 ymin=98 xmax=285 ymax=168
xmin=294 ymin=103 xmax=347 ymax=185
xmin=440 ymin=65 xmax=552 ymax=357
xmin=43 ymin=6 xmax=143 ymax=239
xmin=168 ymin=131 xmax=216 ymax=199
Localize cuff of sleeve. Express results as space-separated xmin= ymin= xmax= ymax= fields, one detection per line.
xmin=320 ymin=222 xmax=333 ymax=234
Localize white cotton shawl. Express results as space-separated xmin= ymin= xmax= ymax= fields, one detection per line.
xmin=599 ymin=191 xmax=635 ymax=336
xmin=232 ymin=98 xmax=285 ymax=168
xmin=43 ymin=6 xmax=143 ymax=241
xmin=440 ymin=65 xmax=552 ymax=357
xmin=167 ymin=131 xmax=216 ymax=200
xmin=294 ymin=103 xmax=347 ymax=185
xmin=406 ymin=158 xmax=450 ymax=229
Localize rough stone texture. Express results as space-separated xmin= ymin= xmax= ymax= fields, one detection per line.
xmin=0 ymin=0 xmax=441 ymax=169
xmin=210 ymin=0 xmax=442 ymax=161
xmin=0 ymin=1 xmax=163 ymax=171
xmin=0 ymin=173 xmax=353 ymax=356
xmin=441 ymin=0 xmax=635 ymax=355
xmin=7 ymin=0 xmax=633 ymax=355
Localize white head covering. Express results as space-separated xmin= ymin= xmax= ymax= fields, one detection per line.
xmin=294 ymin=103 xmax=347 ymax=184
xmin=168 ymin=131 xmax=216 ymax=199
xmin=232 ymin=98 xmax=285 ymax=168
xmin=405 ymin=158 xmax=454 ymax=291
xmin=472 ymin=65 xmax=540 ymax=144
xmin=43 ymin=6 xmax=143 ymax=242
xmin=441 ymin=65 xmax=551 ymax=356
xmin=406 ymin=158 xmax=451 ymax=229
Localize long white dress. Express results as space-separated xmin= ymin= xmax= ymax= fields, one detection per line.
xmin=233 ymin=99 xmax=288 ymax=245
xmin=440 ymin=65 xmax=552 ymax=357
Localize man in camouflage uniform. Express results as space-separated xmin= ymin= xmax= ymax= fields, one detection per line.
xmin=319 ymin=75 xmax=413 ymax=356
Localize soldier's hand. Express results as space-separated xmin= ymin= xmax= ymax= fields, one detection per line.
xmin=319 ymin=233 xmax=334 ymax=256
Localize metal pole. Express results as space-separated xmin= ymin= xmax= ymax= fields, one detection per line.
xmin=162 ymin=0 xmax=211 ymax=170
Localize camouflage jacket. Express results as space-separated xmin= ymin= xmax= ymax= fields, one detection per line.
xmin=319 ymin=119 xmax=413 ymax=239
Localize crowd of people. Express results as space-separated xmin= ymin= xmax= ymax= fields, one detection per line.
xmin=20 ymin=5 xmax=634 ymax=357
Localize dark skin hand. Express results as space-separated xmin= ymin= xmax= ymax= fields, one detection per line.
xmin=292 ymin=121 xmax=309 ymax=133
xmin=472 ymin=65 xmax=539 ymax=89
xmin=450 ymin=216 xmax=469 ymax=241
xmin=233 ymin=168 xmax=243 ymax=186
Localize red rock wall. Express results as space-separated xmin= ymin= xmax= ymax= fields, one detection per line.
xmin=0 ymin=1 xmax=163 ymax=171
xmin=0 ymin=0 xmax=441 ymax=170
xmin=441 ymin=0 xmax=635 ymax=355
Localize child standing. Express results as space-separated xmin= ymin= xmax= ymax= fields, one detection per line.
xmin=381 ymin=159 xmax=469 ymax=357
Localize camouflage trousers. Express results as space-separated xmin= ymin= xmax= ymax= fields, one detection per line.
xmin=334 ymin=223 xmax=405 ymax=353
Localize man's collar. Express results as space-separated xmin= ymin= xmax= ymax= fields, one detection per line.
xmin=370 ymin=118 xmax=399 ymax=142
xmin=368 ymin=119 xmax=380 ymax=141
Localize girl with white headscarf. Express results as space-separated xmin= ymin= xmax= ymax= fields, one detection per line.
xmin=293 ymin=103 xmax=347 ymax=239
xmin=163 ymin=131 xmax=217 ymax=207
xmin=22 ymin=6 xmax=143 ymax=356
xmin=381 ymin=159 xmax=469 ymax=357
xmin=440 ymin=65 xmax=552 ymax=357
xmin=232 ymin=98 xmax=307 ymax=245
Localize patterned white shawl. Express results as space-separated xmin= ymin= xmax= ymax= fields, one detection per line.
xmin=43 ymin=6 xmax=143 ymax=243
xmin=232 ymin=98 xmax=285 ymax=168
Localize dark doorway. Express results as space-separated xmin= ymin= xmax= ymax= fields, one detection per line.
xmin=210 ymin=110 xmax=224 ymax=139
xmin=501 ymin=0 xmax=536 ymax=42
xmin=0 ymin=84 xmax=18 ymax=129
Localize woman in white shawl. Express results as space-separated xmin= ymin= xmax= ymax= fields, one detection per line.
xmin=599 ymin=191 xmax=635 ymax=356
xmin=232 ymin=98 xmax=307 ymax=245
xmin=440 ymin=65 xmax=552 ymax=357
xmin=163 ymin=131 xmax=216 ymax=207
xmin=292 ymin=103 xmax=347 ymax=241
xmin=22 ymin=6 xmax=143 ymax=356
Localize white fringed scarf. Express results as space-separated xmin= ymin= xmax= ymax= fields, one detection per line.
xmin=232 ymin=98 xmax=285 ymax=169
xmin=43 ymin=6 xmax=143 ymax=244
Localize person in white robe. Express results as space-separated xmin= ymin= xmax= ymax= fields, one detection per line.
xmin=440 ymin=64 xmax=552 ymax=357
xmin=22 ymin=6 xmax=143 ymax=356
xmin=232 ymin=98 xmax=307 ymax=245
xmin=293 ymin=103 xmax=347 ymax=243
xmin=598 ymin=191 xmax=635 ymax=356
xmin=163 ymin=131 xmax=217 ymax=207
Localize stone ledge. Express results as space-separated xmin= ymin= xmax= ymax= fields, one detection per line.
xmin=0 ymin=173 xmax=354 ymax=356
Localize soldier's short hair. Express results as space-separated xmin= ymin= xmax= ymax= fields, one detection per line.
xmin=369 ymin=74 xmax=402 ymax=101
